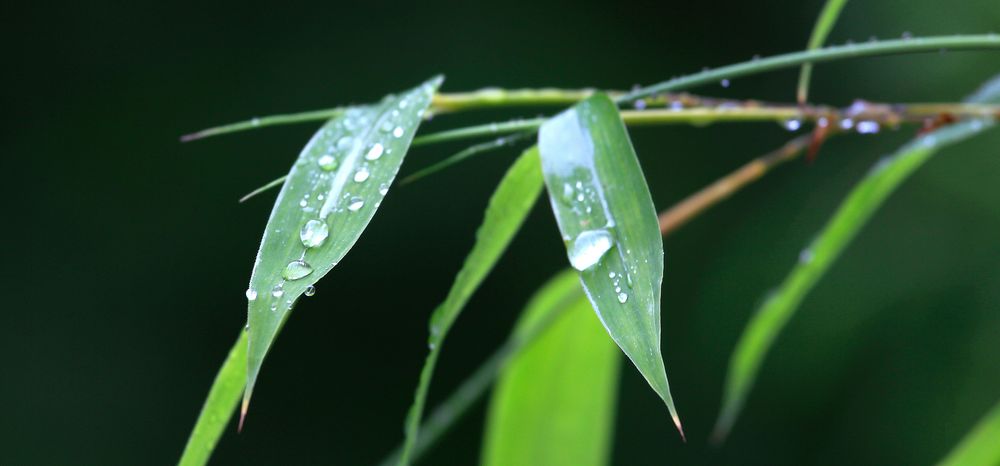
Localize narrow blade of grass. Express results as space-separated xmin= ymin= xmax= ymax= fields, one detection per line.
xmin=481 ymin=271 xmax=620 ymax=466
xmin=242 ymin=76 xmax=442 ymax=426
xmin=238 ymin=175 xmax=287 ymax=203
xmin=181 ymin=108 xmax=346 ymax=142
xmin=538 ymin=93 xmax=683 ymax=437
xmin=936 ymin=398 xmax=1000 ymax=466
xmin=377 ymin=269 xmax=593 ymax=466
xmin=402 ymin=132 xmax=533 ymax=185
xmin=796 ymin=0 xmax=849 ymax=104
xmin=178 ymin=332 xmax=247 ymax=466
xmin=619 ymin=35 xmax=1000 ymax=103
xmin=712 ymin=75 xmax=1000 ymax=443
xmin=398 ymin=146 xmax=545 ymax=466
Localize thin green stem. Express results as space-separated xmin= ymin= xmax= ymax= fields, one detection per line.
xmin=181 ymin=34 xmax=1000 ymax=142
xmin=797 ymin=0 xmax=850 ymax=103
xmin=181 ymin=108 xmax=346 ymax=142
xmin=619 ymin=34 xmax=1000 ymax=103
xmin=430 ymin=88 xmax=602 ymax=114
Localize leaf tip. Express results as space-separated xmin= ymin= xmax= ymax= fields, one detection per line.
xmin=673 ymin=412 xmax=686 ymax=443
xmin=238 ymin=391 xmax=252 ymax=433
xmin=180 ymin=132 xmax=204 ymax=143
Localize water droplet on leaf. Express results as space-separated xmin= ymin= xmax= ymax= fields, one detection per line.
xmin=283 ymin=260 xmax=314 ymax=280
xmin=318 ymin=154 xmax=338 ymax=171
xmin=299 ymin=219 xmax=329 ymax=248
xmin=365 ymin=143 xmax=384 ymax=160
xmin=304 ymin=285 xmax=316 ymax=297
xmin=568 ymin=229 xmax=614 ymax=271
xmin=348 ymin=197 xmax=365 ymax=211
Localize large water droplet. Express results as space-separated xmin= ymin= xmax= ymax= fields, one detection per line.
xmin=283 ymin=260 xmax=313 ymax=280
xmin=304 ymin=285 xmax=316 ymax=297
xmin=245 ymin=288 xmax=257 ymax=301
xmin=568 ymin=229 xmax=614 ymax=271
xmin=354 ymin=168 xmax=370 ymax=183
xmin=856 ymin=121 xmax=880 ymax=134
xmin=348 ymin=197 xmax=365 ymax=211
xmin=318 ymin=154 xmax=338 ymax=171
xmin=299 ymin=219 xmax=329 ymax=248
xmin=365 ymin=143 xmax=384 ymax=160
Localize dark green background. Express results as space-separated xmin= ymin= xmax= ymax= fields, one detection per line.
xmin=3 ymin=0 xmax=1000 ymax=464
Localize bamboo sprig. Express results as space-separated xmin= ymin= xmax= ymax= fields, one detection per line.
xmin=179 ymin=34 xmax=1000 ymax=142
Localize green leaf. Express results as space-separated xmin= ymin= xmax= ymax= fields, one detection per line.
xmin=936 ymin=398 xmax=1000 ymax=466
xmin=399 ymin=147 xmax=545 ymax=465
xmin=712 ymin=76 xmax=1000 ymax=442
xmin=243 ymin=76 xmax=442 ymax=422
xmin=537 ymin=93 xmax=682 ymax=436
xmin=796 ymin=0 xmax=849 ymax=103
xmin=178 ymin=331 xmax=246 ymax=466
xmin=481 ymin=270 xmax=620 ymax=466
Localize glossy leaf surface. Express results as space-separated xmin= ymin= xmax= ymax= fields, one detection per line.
xmin=244 ymin=76 xmax=442 ymax=417
xmin=538 ymin=93 xmax=682 ymax=434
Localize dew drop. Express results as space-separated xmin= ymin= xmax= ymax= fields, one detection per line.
xmin=392 ymin=126 xmax=404 ymax=138
xmin=568 ymin=229 xmax=614 ymax=271
xmin=304 ymin=285 xmax=316 ymax=297
xmin=380 ymin=120 xmax=394 ymax=132
xmin=783 ymin=119 xmax=802 ymax=131
xmin=378 ymin=183 xmax=389 ymax=196
xmin=271 ymin=284 xmax=284 ymax=298
xmin=365 ymin=143 xmax=384 ymax=160
xmin=720 ymin=79 xmax=731 ymax=88
xmin=299 ymin=199 xmax=308 ymax=208
xmin=318 ymin=154 xmax=338 ymax=171
xmin=856 ymin=121 xmax=880 ymax=134
xmin=839 ymin=118 xmax=855 ymax=130
xmin=336 ymin=136 xmax=354 ymax=151
xmin=283 ymin=260 xmax=313 ymax=280
xmin=617 ymin=292 xmax=629 ymax=304
xmin=799 ymin=249 xmax=815 ymax=263
xmin=245 ymin=288 xmax=258 ymax=301
xmin=348 ymin=196 xmax=365 ymax=211
xmin=609 ymin=271 xmax=616 ymax=278
xmin=299 ymin=219 xmax=329 ymax=248
xmin=354 ymin=168 xmax=370 ymax=183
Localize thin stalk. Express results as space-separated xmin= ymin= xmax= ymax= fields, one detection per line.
xmin=181 ymin=34 xmax=1000 ymax=142
xmin=181 ymin=108 xmax=346 ymax=142
xmin=412 ymin=102 xmax=1000 ymax=147
xmin=797 ymin=0 xmax=850 ymax=104
xmin=619 ymin=34 xmax=1000 ymax=103
xmin=430 ymin=88 xmax=601 ymax=114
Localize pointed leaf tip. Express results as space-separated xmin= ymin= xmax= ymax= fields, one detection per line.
xmin=538 ymin=93 xmax=683 ymax=437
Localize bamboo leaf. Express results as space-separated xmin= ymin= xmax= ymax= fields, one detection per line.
xmin=243 ymin=76 xmax=442 ymax=422
xmin=712 ymin=75 xmax=1000 ymax=442
xmin=796 ymin=0 xmax=849 ymax=104
xmin=936 ymin=398 xmax=1000 ymax=466
xmin=178 ymin=332 xmax=247 ymax=466
xmin=481 ymin=270 xmax=620 ymax=466
xmin=378 ymin=269 xmax=593 ymax=466
xmin=398 ymin=147 xmax=545 ymax=465
xmin=538 ymin=93 xmax=683 ymax=436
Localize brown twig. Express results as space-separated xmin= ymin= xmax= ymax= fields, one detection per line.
xmin=658 ymin=135 xmax=813 ymax=236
